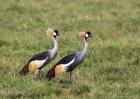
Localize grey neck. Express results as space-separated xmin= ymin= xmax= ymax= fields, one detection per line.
xmin=49 ymin=36 xmax=58 ymax=58
xmin=80 ymin=38 xmax=88 ymax=57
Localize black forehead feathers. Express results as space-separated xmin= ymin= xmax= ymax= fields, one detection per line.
xmin=86 ymin=31 xmax=91 ymax=35
xmin=54 ymin=30 xmax=58 ymax=34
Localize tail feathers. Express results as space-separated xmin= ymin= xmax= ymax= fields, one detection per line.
xmin=46 ymin=67 xmax=55 ymax=81
xmin=19 ymin=63 xmax=29 ymax=76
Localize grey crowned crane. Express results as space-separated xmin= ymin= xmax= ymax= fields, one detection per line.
xmin=19 ymin=28 xmax=60 ymax=76
xmin=46 ymin=31 xmax=92 ymax=80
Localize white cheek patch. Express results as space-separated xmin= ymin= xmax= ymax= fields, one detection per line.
xmin=85 ymin=34 xmax=88 ymax=37
xmin=53 ymin=32 xmax=57 ymax=36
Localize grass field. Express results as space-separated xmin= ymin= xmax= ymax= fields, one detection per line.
xmin=0 ymin=0 xmax=140 ymax=98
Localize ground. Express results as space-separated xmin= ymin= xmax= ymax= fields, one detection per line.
xmin=0 ymin=0 xmax=140 ymax=99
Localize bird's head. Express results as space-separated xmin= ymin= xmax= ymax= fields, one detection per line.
xmin=47 ymin=28 xmax=60 ymax=39
xmin=78 ymin=31 xmax=92 ymax=42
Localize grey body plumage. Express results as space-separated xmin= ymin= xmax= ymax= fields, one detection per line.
xmin=66 ymin=39 xmax=88 ymax=72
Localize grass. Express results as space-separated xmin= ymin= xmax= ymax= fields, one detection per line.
xmin=0 ymin=0 xmax=140 ymax=98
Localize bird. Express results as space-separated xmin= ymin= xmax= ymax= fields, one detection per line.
xmin=46 ymin=31 xmax=92 ymax=81
xmin=19 ymin=28 xmax=60 ymax=77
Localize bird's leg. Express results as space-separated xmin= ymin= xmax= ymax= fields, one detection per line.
xmin=38 ymin=69 xmax=43 ymax=78
xmin=33 ymin=69 xmax=39 ymax=79
xmin=69 ymin=71 xmax=72 ymax=83
xmin=70 ymin=72 xmax=72 ymax=79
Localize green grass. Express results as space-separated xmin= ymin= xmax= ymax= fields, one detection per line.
xmin=0 ymin=0 xmax=140 ymax=98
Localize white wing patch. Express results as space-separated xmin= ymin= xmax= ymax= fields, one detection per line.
xmin=32 ymin=57 xmax=48 ymax=68
xmin=62 ymin=57 xmax=75 ymax=70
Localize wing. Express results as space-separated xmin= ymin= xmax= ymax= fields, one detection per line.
xmin=46 ymin=53 xmax=76 ymax=80
xmin=54 ymin=53 xmax=76 ymax=67
xmin=28 ymin=51 xmax=50 ymax=62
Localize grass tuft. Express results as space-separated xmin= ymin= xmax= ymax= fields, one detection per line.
xmin=71 ymin=84 xmax=91 ymax=95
